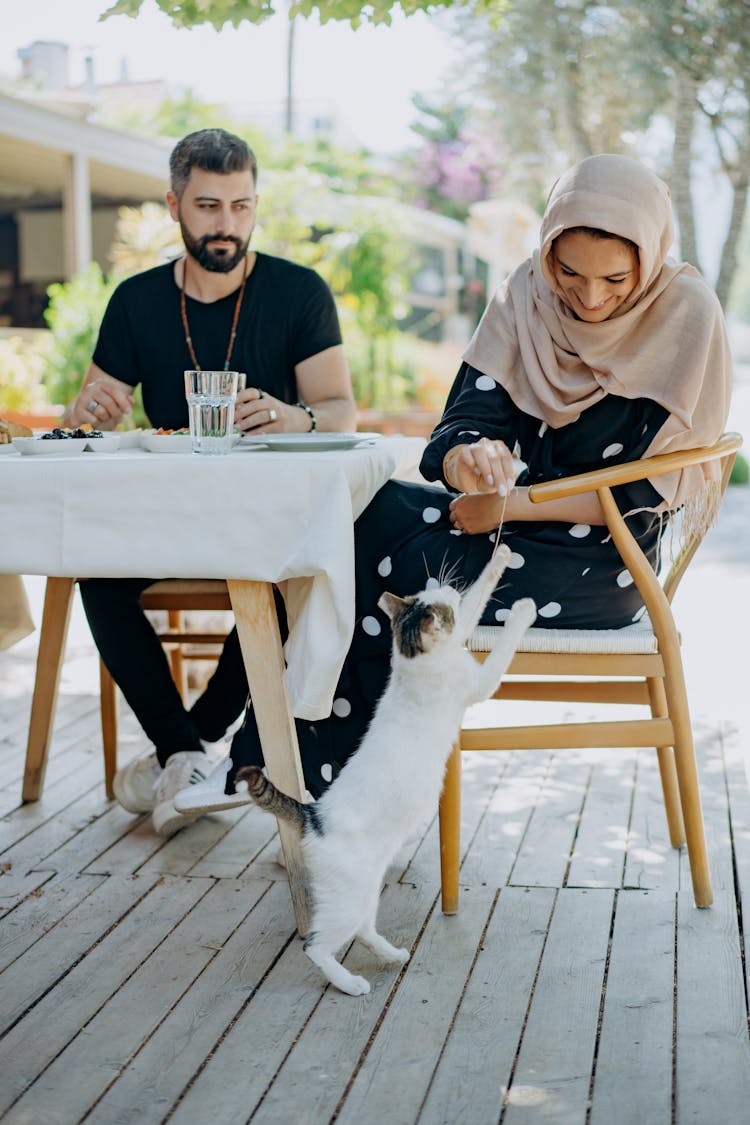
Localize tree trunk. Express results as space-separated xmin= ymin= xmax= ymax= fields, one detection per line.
xmin=714 ymin=104 xmax=750 ymax=310
xmin=285 ymin=13 xmax=296 ymax=135
xmin=670 ymin=71 xmax=701 ymax=273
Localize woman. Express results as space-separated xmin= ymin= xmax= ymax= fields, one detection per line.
xmin=177 ymin=153 xmax=732 ymax=814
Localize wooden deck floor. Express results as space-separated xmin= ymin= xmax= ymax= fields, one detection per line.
xmin=2 ymin=486 xmax=749 ymax=1124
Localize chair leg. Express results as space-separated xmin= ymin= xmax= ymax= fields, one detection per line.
xmin=661 ymin=652 xmax=713 ymax=908
xmin=167 ymin=610 xmax=188 ymax=702
xmin=647 ymin=678 xmax=686 ymax=847
xmin=439 ymin=743 xmax=462 ymax=915
xmin=22 ymin=577 xmax=76 ymax=802
xmin=99 ymin=659 xmax=118 ymax=799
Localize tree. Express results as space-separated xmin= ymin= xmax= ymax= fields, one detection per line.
xmin=102 ymin=0 xmax=749 ymax=309
xmin=404 ymin=93 xmax=506 ymax=221
xmin=452 ymin=0 xmax=750 ymax=307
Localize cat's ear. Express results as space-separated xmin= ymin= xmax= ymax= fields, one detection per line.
xmin=378 ymin=591 xmax=408 ymax=620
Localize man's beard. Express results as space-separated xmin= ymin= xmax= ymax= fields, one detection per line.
xmin=179 ymin=219 xmax=250 ymax=274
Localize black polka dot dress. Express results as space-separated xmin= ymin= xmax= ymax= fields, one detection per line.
xmin=229 ymin=363 xmax=670 ymax=797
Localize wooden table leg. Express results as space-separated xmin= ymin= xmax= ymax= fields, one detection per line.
xmin=228 ymin=578 xmax=313 ymax=937
xmin=22 ymin=576 xmax=76 ymax=802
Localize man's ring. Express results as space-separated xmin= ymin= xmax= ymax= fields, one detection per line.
xmin=268 ymin=408 xmax=277 ymax=422
xmin=88 ymin=399 xmax=99 ymax=412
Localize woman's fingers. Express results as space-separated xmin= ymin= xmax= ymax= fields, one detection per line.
xmin=461 ymin=439 xmax=516 ymax=494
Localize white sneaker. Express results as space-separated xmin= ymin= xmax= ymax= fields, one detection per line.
xmin=112 ymin=752 xmax=161 ymax=813
xmin=152 ymin=751 xmax=211 ymax=837
xmin=173 ymin=755 xmax=254 ymax=814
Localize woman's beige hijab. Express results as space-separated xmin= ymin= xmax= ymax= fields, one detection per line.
xmin=463 ymin=153 xmax=732 ymax=510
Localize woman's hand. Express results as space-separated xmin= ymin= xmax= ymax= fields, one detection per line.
xmin=443 ymin=438 xmax=518 ymax=495
xmin=449 ymin=492 xmax=507 ymax=534
xmin=235 ymin=387 xmax=312 ymax=434
xmin=65 ymin=369 xmax=134 ymax=430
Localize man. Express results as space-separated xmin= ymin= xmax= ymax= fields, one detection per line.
xmin=64 ymin=128 xmax=356 ymax=837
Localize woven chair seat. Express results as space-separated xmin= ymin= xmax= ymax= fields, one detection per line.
xmin=469 ymin=620 xmax=661 ymax=655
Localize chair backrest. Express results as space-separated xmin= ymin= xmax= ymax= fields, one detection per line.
xmin=527 ymin=432 xmax=742 ymax=651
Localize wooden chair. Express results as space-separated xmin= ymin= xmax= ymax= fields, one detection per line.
xmin=438 ymin=433 xmax=743 ymax=914
xmin=99 ymin=579 xmax=233 ymax=797
xmin=22 ymin=578 xmax=232 ymax=802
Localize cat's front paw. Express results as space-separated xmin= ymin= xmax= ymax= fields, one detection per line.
xmin=489 ymin=543 xmax=511 ymax=578
xmin=510 ymin=597 xmax=537 ymax=629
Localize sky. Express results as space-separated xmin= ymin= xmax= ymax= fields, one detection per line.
xmin=0 ymin=0 xmax=459 ymax=152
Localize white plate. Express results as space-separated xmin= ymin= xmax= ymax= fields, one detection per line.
xmin=140 ymin=432 xmax=194 ymax=454
xmin=237 ymin=433 xmax=378 ymax=453
xmin=13 ymin=437 xmax=87 ymax=457
xmin=85 ymin=435 xmax=121 ymax=453
xmin=0 ymin=442 xmax=19 ymax=455
xmin=115 ymin=429 xmax=143 ymax=448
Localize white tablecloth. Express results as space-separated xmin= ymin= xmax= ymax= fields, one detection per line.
xmin=0 ymin=436 xmax=426 ymax=719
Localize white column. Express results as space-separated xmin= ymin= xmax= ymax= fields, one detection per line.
xmin=62 ymin=150 xmax=92 ymax=279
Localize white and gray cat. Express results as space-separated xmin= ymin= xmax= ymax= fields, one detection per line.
xmin=237 ymin=545 xmax=536 ymax=996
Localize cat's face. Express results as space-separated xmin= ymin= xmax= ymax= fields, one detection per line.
xmin=378 ymin=585 xmax=458 ymax=658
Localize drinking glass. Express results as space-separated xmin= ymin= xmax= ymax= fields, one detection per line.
xmin=184 ymin=370 xmax=239 ymax=455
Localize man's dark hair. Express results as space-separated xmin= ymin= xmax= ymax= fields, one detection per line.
xmin=169 ymin=129 xmax=258 ymax=198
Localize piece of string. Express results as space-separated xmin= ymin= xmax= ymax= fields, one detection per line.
xmin=489 ymin=489 xmax=509 ymax=559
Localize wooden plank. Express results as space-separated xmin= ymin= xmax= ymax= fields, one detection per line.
xmin=0 ymin=868 xmax=57 ymax=920
xmin=251 ymin=881 xmax=440 ymax=1125
xmin=503 ymin=888 xmax=614 ymax=1125
xmin=567 ymin=750 xmax=638 ymax=888
xmin=6 ymin=877 xmax=274 ymax=1123
xmin=419 ymin=886 xmax=555 ymax=1125
xmin=83 ymin=880 xmax=294 ymax=1125
xmin=187 ymin=805 xmax=278 ymax=878
xmin=0 ymin=875 xmax=209 ymax=1115
xmin=0 ymin=871 xmax=104 ymax=973
xmin=622 ymin=747 xmax=681 ymax=892
xmin=0 ymin=872 xmax=160 ymax=1037
xmin=674 ymin=727 xmax=750 ymax=1120
xmin=509 ymin=754 xmax=591 ymax=888
xmin=170 ymin=880 xmax=438 ymax=1124
xmin=334 ymin=883 xmax=497 ymax=1125
xmin=675 ymin=888 xmax=750 ymax=1118
xmin=459 ymin=750 xmax=552 ymax=890
xmin=589 ymin=890 xmax=675 ymax=1125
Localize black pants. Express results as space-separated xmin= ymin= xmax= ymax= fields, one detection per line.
xmin=79 ymin=577 xmax=250 ymax=767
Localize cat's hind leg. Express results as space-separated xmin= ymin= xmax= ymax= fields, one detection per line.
xmin=357 ymin=924 xmax=410 ymax=965
xmin=303 ymin=885 xmax=373 ymax=995
xmin=303 ymin=934 xmax=371 ymax=997
xmin=356 ymin=887 xmax=410 ymax=965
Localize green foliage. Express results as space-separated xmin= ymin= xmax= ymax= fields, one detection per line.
xmin=0 ymin=335 xmax=53 ymax=413
xmin=730 ymin=453 xmax=749 ymax=486
xmin=103 ymin=0 xmax=449 ymax=29
xmin=41 ymin=264 xmax=118 ymax=409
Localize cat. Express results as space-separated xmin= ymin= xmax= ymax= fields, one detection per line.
xmin=237 ymin=545 xmax=536 ymax=996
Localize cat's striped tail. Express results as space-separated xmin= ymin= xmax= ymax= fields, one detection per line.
xmin=236 ymin=766 xmax=307 ymax=830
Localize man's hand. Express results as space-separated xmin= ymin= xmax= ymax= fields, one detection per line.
xmin=65 ymin=366 xmax=135 ymax=431
xmin=234 ymin=387 xmax=313 ymax=434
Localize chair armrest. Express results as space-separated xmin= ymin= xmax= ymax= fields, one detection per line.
xmin=528 ymin=432 xmax=743 ymax=504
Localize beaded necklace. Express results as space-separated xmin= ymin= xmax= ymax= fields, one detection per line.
xmin=179 ymin=253 xmax=248 ymax=371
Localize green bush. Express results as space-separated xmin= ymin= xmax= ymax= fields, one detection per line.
xmin=730 ymin=452 xmax=749 ymax=485
xmin=0 ymin=334 xmax=53 ymax=413
xmin=42 ymin=263 xmax=117 ymax=409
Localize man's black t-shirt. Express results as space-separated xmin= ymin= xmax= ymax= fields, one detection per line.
xmin=92 ymin=252 xmax=343 ymax=428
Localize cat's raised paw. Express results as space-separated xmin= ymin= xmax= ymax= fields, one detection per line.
xmin=510 ymin=597 xmax=537 ymax=628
